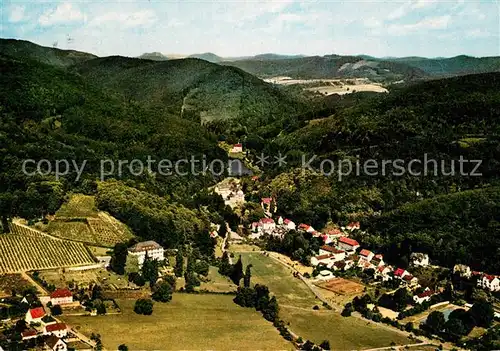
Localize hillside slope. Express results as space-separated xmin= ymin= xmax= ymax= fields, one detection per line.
xmin=248 ymin=73 xmax=500 ymax=272
xmin=0 ymin=38 xmax=97 ymax=67
xmin=73 ymin=56 xmax=311 ymax=127
xmin=221 ymin=55 xmax=428 ymax=81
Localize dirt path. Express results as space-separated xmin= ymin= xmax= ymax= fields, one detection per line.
xmin=21 ymin=271 xmax=48 ymax=295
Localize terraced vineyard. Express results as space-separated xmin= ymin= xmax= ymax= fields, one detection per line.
xmin=0 ymin=229 xmax=95 ymax=273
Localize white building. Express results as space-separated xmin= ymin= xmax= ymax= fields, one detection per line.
xmin=283 ymin=219 xmax=296 ymax=230
xmin=128 ymin=241 xmax=165 ymax=267
xmin=359 ymin=249 xmax=374 ymax=262
xmin=410 ymin=252 xmax=430 ymax=267
xmin=337 ymin=237 xmax=360 ymax=252
xmin=259 ymin=218 xmax=276 ymax=232
xmin=25 ymin=307 xmax=46 ymax=324
xmin=413 ymin=289 xmax=434 ymax=304
xmin=45 ymin=336 xmax=67 ymax=351
xmin=453 ymin=264 xmax=472 ymax=278
xmin=231 ymin=143 xmax=243 ymax=153
xmin=318 ymin=246 xmax=346 ymax=261
xmin=477 ymin=274 xmax=500 ymax=292
xmin=50 ymin=289 xmax=73 ymax=306
xmin=44 ymin=323 xmax=68 ymax=338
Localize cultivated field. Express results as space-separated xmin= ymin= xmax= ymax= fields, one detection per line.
xmin=55 ymin=194 xmax=99 ymax=218
xmin=314 ymin=277 xmax=366 ymax=305
xmin=40 ymin=194 xmax=134 ymax=247
xmin=0 ymin=233 xmax=95 ymax=273
xmin=237 ymin=252 xmax=411 ymax=349
xmin=63 ymin=294 xmax=293 ymax=350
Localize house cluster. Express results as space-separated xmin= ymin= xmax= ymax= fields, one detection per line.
xmin=250 ymin=215 xmax=294 ymax=239
xmin=453 ymin=264 xmax=500 ymax=292
xmin=213 ymin=179 xmax=245 ymax=209
xmin=311 ymin=234 xmax=425 ymax=289
xmin=21 ymin=289 xmax=77 ymax=350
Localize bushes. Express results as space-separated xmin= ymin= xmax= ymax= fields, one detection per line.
xmin=134 ymin=299 xmax=153 ymax=315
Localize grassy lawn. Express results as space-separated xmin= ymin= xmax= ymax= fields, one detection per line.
xmin=199 ymin=266 xmax=237 ymax=293
xmin=237 ymin=252 xmax=411 ymax=349
xmin=63 ymin=294 xmax=293 ymax=350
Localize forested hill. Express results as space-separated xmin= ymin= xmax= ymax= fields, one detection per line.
xmin=221 ymin=55 xmax=428 ymax=81
xmin=0 ymin=53 xmax=225 ymax=230
xmin=71 ymin=55 xmax=312 ymax=129
xmin=245 ymin=72 xmax=500 ymax=273
xmin=388 ymin=55 xmax=500 ymax=77
xmin=0 ymin=38 xmax=97 ymax=67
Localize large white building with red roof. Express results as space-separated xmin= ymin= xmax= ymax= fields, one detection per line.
xmin=298 ymin=223 xmax=315 ymax=233
xmin=259 ymin=218 xmax=276 ymax=232
xmin=128 ymin=240 xmax=165 ymax=267
xmin=318 ymin=246 xmax=346 ymax=261
xmin=359 ymin=249 xmax=374 ymax=262
xmin=337 ymin=237 xmax=360 ymax=252
xmin=50 ymin=288 xmax=73 ymax=306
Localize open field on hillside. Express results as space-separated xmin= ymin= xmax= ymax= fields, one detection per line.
xmin=314 ymin=278 xmax=366 ymax=305
xmin=199 ymin=266 xmax=237 ymax=293
xmin=63 ymin=294 xmax=293 ymax=350
xmin=39 ymin=195 xmax=134 ymax=247
xmin=55 ymin=194 xmax=99 ymax=218
xmin=0 ymin=234 xmax=95 ymax=273
xmin=237 ymin=252 xmax=411 ymax=349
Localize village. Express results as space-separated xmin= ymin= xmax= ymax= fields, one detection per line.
xmin=0 ymin=144 xmax=497 ymax=350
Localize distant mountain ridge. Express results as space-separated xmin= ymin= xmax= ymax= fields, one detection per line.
xmin=138 ymin=52 xmax=169 ymax=61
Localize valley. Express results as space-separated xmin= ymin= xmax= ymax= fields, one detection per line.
xmin=0 ymin=20 xmax=499 ymax=350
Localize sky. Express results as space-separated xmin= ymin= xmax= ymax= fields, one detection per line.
xmin=1 ymin=0 xmax=499 ymax=58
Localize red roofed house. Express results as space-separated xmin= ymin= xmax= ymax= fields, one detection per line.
xmin=231 ymin=143 xmax=243 ymax=153
xmin=21 ymin=329 xmax=38 ymax=340
xmin=394 ymin=268 xmax=410 ymax=279
xmin=44 ymin=323 xmax=68 ymax=338
xmin=318 ymin=246 xmax=346 ymax=261
xmin=413 ymin=289 xmax=435 ymax=304
xmin=359 ymin=249 xmax=374 ymax=262
xmin=337 ymin=237 xmax=360 ymax=252
xmin=251 ymin=221 xmax=262 ymax=233
xmin=45 ymin=335 xmax=67 ymax=351
xmin=261 ymin=197 xmax=275 ymax=213
xmin=283 ymin=219 xmax=296 ymax=230
xmin=477 ymin=274 xmax=500 ymax=292
xmin=403 ymin=274 xmax=419 ymax=288
xmin=50 ymin=288 xmax=73 ymax=306
xmin=298 ymin=223 xmax=315 ymax=233
xmin=259 ymin=218 xmax=276 ymax=232
xmin=346 ymin=222 xmax=360 ymax=231
xmin=371 ymin=254 xmax=385 ymax=267
xmin=26 ymin=307 xmax=46 ymax=324
xmin=311 ymin=254 xmax=334 ymax=267
xmin=376 ymin=266 xmax=393 ymax=281
xmin=325 ymin=228 xmax=343 ymax=238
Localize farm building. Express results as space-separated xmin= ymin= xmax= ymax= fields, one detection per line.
xmin=45 ymin=323 xmax=68 ymax=338
xmin=128 ymin=240 xmax=165 ymax=267
xmin=26 ymin=307 xmax=46 ymax=324
xmin=45 ymin=335 xmax=67 ymax=351
xmin=50 ymin=288 xmax=73 ymax=305
xmin=337 ymin=237 xmax=360 ymax=252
